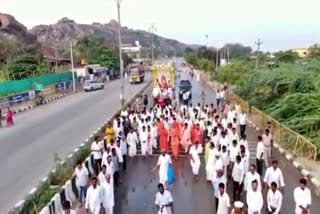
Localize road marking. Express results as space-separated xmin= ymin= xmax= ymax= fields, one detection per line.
xmin=68 ymin=154 xmax=73 ymax=158
xmin=29 ymin=187 xmax=38 ymax=195
xmin=15 ymin=200 xmax=25 ymax=207
xmin=74 ymin=148 xmax=79 ymax=152
xmin=42 ymin=176 xmax=48 ymax=182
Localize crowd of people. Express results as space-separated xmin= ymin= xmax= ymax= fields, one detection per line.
xmin=62 ymin=90 xmax=313 ymax=214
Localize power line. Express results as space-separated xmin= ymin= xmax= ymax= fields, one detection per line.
xmin=148 ymin=23 xmax=157 ymax=64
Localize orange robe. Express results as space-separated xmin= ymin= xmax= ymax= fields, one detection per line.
xmin=170 ymin=126 xmax=180 ymax=157
xmin=159 ymin=128 xmax=169 ymax=152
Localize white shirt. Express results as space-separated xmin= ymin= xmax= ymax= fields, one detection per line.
xmin=157 ymin=154 xmax=172 ymax=183
xmin=267 ymin=189 xmax=282 ymax=214
xmin=102 ymin=181 xmax=114 ymax=208
xmin=217 ymin=192 xmax=230 ymax=214
xmin=264 ymin=167 xmax=285 ymax=188
xmin=75 ymin=165 xmax=89 ymax=187
xmin=241 ymin=155 xmax=249 ymax=174
xmin=262 ymin=133 xmax=273 ymax=147
xmin=220 ymin=90 xmax=225 ymax=99
xmin=239 ymin=113 xmax=247 ymax=125
xmin=98 ymin=171 xmax=107 ymax=185
xmin=232 ymin=162 xmax=244 ymax=184
xmin=229 ymin=146 xmax=239 ymax=162
xmin=119 ymin=138 xmax=127 ymax=155
xmin=294 ymin=187 xmax=311 ymax=214
xmin=85 ymin=185 xmax=103 ymax=212
xmin=244 ymin=171 xmax=261 ymax=192
xmin=139 ymin=130 xmax=148 ymax=143
xmin=246 ymin=189 xmax=263 ymax=214
xmin=221 ymin=152 xmax=229 ymax=167
xmin=256 ymin=141 xmax=264 ymax=160
xmin=91 ymin=141 xmax=103 ymax=160
xmin=155 ymin=190 xmax=173 ymax=214
xmin=189 ymin=145 xmax=203 ymax=164
xmin=219 ymin=137 xmax=228 ymax=148
xmin=239 ymin=139 xmax=248 ymax=149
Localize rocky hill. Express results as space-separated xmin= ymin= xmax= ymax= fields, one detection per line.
xmin=0 ymin=13 xmax=190 ymax=59
xmin=30 ymin=17 xmax=188 ymax=57
xmin=0 ymin=13 xmax=39 ymax=51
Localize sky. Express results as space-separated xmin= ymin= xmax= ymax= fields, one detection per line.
xmin=1 ymin=0 xmax=320 ymax=51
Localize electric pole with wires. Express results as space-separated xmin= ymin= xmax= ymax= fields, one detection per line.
xmin=255 ymin=38 xmax=263 ymax=69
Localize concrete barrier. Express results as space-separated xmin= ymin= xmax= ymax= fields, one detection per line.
xmin=9 ymin=81 xmax=152 ymax=214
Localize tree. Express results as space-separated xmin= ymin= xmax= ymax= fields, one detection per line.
xmin=7 ymin=53 xmax=40 ymax=80
xmin=222 ymin=43 xmax=252 ymax=58
xmin=308 ymin=44 xmax=320 ymax=58
xmin=274 ymin=51 xmax=298 ymax=63
xmin=0 ymin=35 xmax=18 ymax=64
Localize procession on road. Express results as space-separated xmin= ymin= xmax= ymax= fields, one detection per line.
xmin=66 ymin=64 xmax=313 ymax=214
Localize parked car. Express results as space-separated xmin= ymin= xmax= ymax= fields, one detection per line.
xmin=83 ymin=79 xmax=104 ymax=92
xmin=178 ymin=80 xmax=192 ymax=99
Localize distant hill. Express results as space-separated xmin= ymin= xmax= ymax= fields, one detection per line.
xmin=0 ymin=13 xmax=192 ymax=59
xmin=30 ymin=17 xmax=189 ymax=57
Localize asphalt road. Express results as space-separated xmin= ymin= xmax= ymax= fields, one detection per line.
xmin=0 ymin=75 xmax=150 ymax=213
xmin=98 ymin=61 xmax=320 ymax=214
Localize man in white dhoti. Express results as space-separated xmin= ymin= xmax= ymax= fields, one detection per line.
xmin=155 ymin=183 xmax=173 ymax=214
xmin=156 ymin=150 xmax=172 ymax=186
xmin=85 ymin=177 xmax=103 ymax=214
xmin=98 ymin=165 xmax=107 ymax=185
xmin=139 ymin=125 xmax=148 ymax=156
xmin=102 ymin=174 xmax=114 ymax=214
xmin=246 ymin=179 xmax=263 ymax=214
xmin=206 ymin=142 xmax=216 ymax=181
xmin=151 ymin=123 xmax=158 ymax=149
xmin=189 ymin=141 xmax=203 ymax=180
xmin=127 ymin=129 xmax=138 ymax=157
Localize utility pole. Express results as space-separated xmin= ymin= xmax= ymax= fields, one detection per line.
xmin=255 ymin=38 xmax=263 ymax=69
xmin=215 ymin=49 xmax=219 ymax=72
xmin=115 ymin=0 xmax=124 ymax=105
xmin=205 ymin=35 xmax=208 ymax=47
xmin=227 ymin=47 xmax=230 ymax=64
xmin=70 ymin=41 xmax=76 ymax=93
xmin=148 ymin=24 xmax=157 ymax=65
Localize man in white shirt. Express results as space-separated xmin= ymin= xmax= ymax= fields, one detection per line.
xmin=102 ymin=174 xmax=114 ymax=214
xmin=118 ymin=131 xmax=127 ymax=172
xmin=139 ymin=125 xmax=148 ymax=156
xmin=74 ymin=160 xmax=89 ymax=205
xmin=232 ymin=155 xmax=244 ymax=201
xmin=294 ymin=178 xmax=311 ymax=214
xmin=91 ymin=136 xmax=103 ymax=175
xmin=127 ymin=129 xmax=138 ymax=157
xmin=151 ymin=123 xmax=158 ymax=149
xmin=264 ymin=160 xmax=285 ymax=190
xmin=244 ymin=164 xmax=262 ymax=192
xmin=256 ymin=135 xmax=264 ymax=175
xmin=217 ymin=182 xmax=230 ymax=214
xmin=189 ymin=141 xmax=203 ymax=180
xmin=156 ymin=150 xmax=172 ymax=186
xmin=267 ymin=182 xmax=282 ymax=214
xmin=262 ymin=129 xmax=273 ymax=167
xmin=155 ymin=183 xmax=173 ymax=214
xmin=239 ymin=110 xmax=247 ymax=136
xmin=85 ymin=177 xmax=103 ymax=214
xmin=63 ymin=201 xmax=76 ymax=214
xmin=98 ymin=165 xmax=108 ymax=185
xmin=246 ymin=180 xmax=263 ymax=214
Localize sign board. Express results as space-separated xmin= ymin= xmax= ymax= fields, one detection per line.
xmin=81 ymin=59 xmax=88 ymax=65
xmin=28 ymin=91 xmax=36 ymax=99
xmin=55 ymin=82 xmax=64 ymax=89
xmin=36 ymin=84 xmax=44 ymax=91
xmin=7 ymin=92 xmax=30 ymax=104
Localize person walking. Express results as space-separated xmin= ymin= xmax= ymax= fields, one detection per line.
xmin=294 ymin=178 xmax=311 ymax=214
xmin=264 ymin=160 xmax=285 ymax=191
xmin=155 ymin=183 xmax=173 ymax=214
xmin=246 ymin=180 xmax=263 ymax=214
xmin=267 ymin=182 xmax=282 ymax=214
xmin=232 ymin=155 xmax=244 ymax=202
xmin=74 ymin=160 xmax=89 ymax=206
xmin=262 ymin=129 xmax=273 ymax=167
xmin=189 ymin=141 xmax=203 ymax=180
xmin=127 ymin=129 xmax=138 ymax=157
xmin=101 ymin=174 xmax=114 ymax=214
xmin=6 ymin=107 xmax=14 ymax=127
xmin=217 ymin=182 xmax=231 ymax=214
xmin=170 ymin=122 xmax=180 ymax=159
xmin=105 ymin=122 xmax=115 ymax=145
xmin=85 ymin=177 xmax=103 ymax=214
xmin=256 ymin=135 xmax=264 ymax=175
xmin=91 ymin=136 xmax=103 ymax=175
xmin=239 ymin=110 xmax=247 ymax=136
xmin=155 ymin=150 xmax=172 ymax=186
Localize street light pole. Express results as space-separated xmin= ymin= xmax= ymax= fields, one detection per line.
xmin=70 ymin=41 xmax=76 ymax=93
xmin=115 ymin=0 xmax=124 ymax=105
